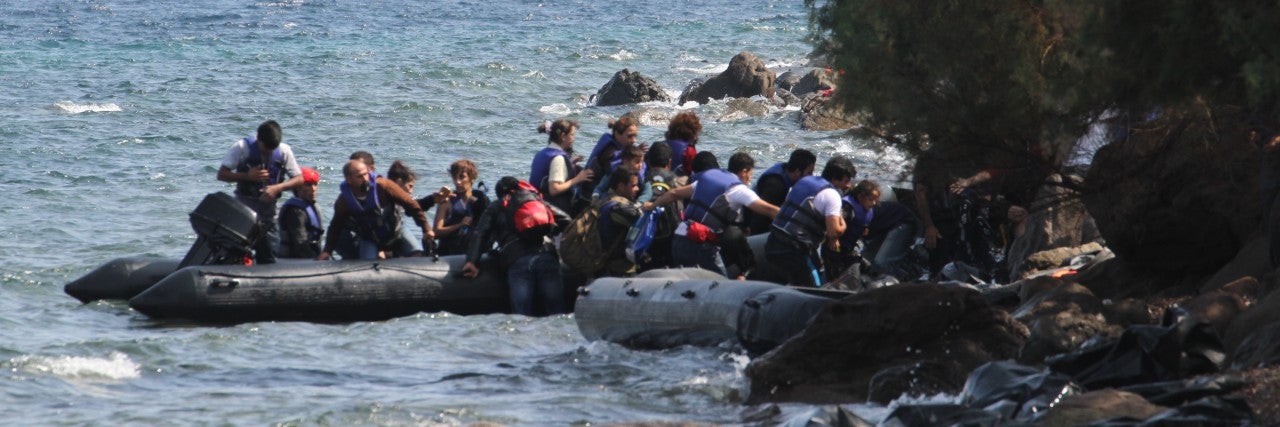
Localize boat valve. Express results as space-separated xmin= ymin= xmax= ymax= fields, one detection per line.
xmin=625 ymin=288 xmax=640 ymax=297
xmin=211 ymin=279 xmax=239 ymax=289
xmin=681 ymin=290 xmax=696 ymax=299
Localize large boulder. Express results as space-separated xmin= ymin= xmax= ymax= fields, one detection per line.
xmin=594 ymin=69 xmax=671 ymax=107
xmin=1083 ymin=105 xmax=1262 ymax=276
xmin=744 ymin=283 xmax=1028 ymax=404
xmin=678 ymin=51 xmax=775 ymax=105
xmin=1013 ymin=282 xmax=1123 ymax=364
xmin=790 ymin=68 xmax=838 ymax=97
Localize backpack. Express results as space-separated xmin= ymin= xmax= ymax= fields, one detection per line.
xmin=560 ymin=197 xmax=626 ymax=277
xmin=505 ymin=180 xmax=556 ymax=243
xmin=625 ymin=206 xmax=663 ymax=264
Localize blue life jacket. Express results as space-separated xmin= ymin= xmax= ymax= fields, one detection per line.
xmin=281 ymin=196 xmax=324 ymax=243
xmin=339 ymin=172 xmax=399 ymax=244
xmin=585 ymin=132 xmax=619 ymax=174
xmin=529 ymin=145 xmax=574 ymax=211
xmin=683 ymin=169 xmax=743 ymax=232
xmin=234 ymin=137 xmax=286 ymax=198
xmin=756 ymin=162 xmax=793 ymax=191
xmin=772 ymin=176 xmax=836 ymax=249
xmin=667 ymin=139 xmax=692 ymax=175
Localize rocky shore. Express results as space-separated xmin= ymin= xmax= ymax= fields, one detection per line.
xmin=591 ymin=51 xmax=1280 ymax=425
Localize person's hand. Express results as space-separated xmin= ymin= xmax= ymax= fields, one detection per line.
xmin=461 ymin=217 xmax=473 ymax=226
xmin=641 ymin=201 xmax=655 ymax=212
xmin=377 ymin=250 xmax=388 ymax=260
xmin=259 ymin=184 xmax=281 ymax=202
xmin=461 ymin=262 xmax=479 ymax=278
xmin=573 ymin=168 xmax=594 ymax=184
xmin=572 ymin=154 xmax=585 ymax=164
xmin=924 ymin=225 xmax=941 ymax=249
xmin=948 ymin=178 xmax=969 ymax=195
xmin=424 ymin=229 xmax=435 ymax=241
xmin=247 ymin=165 xmax=269 ymax=182
xmin=826 ymin=238 xmax=840 ymax=252
xmin=316 ymin=251 xmax=332 ymax=261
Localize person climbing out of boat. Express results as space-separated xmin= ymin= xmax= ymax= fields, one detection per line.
xmin=746 ymin=149 xmax=816 ymax=235
xmin=650 ymin=151 xmax=779 ymax=279
xmin=316 ymin=159 xmax=430 ymax=261
xmin=592 ymin=145 xmax=649 ymax=201
xmin=663 ymin=111 xmax=702 ymax=178
xmin=461 ymin=176 xmax=573 ymax=316
xmin=596 ymin=167 xmax=644 ymax=277
xmin=762 ymin=155 xmax=855 ymax=287
xmin=855 ymin=180 xmax=921 ymax=281
xmin=430 ymin=159 xmax=489 ymax=256
xmin=216 ymin=119 xmax=304 ymax=264
xmin=383 ymin=160 xmax=430 ymax=258
xmin=277 ymin=167 xmax=324 ymax=259
xmin=530 ymin=118 xmax=593 ymax=217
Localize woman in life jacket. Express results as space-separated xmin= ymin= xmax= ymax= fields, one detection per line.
xmin=663 ymin=111 xmax=702 ymax=178
xmin=584 ymin=116 xmax=641 ymax=190
xmin=383 ymin=160 xmax=429 ymax=258
xmin=278 ymin=167 xmax=325 ymax=259
xmin=431 ymin=159 xmax=490 ymax=256
xmin=530 ymin=119 xmax=593 ymax=216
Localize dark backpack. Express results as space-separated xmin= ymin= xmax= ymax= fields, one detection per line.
xmin=560 ymin=196 xmax=627 ymax=277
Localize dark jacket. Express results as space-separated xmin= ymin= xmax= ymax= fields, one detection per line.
xmin=465 ymin=190 xmax=571 ymax=269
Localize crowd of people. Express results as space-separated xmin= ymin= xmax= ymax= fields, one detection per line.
xmin=218 ymin=115 xmax=1018 ymax=315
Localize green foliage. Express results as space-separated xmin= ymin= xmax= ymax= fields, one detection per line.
xmin=807 ymin=0 xmax=1280 ymax=163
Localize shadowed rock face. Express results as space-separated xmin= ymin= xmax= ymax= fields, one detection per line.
xmin=678 ymin=51 xmax=775 ymax=105
xmin=1084 ymin=105 xmax=1261 ymax=277
xmin=594 ymin=69 xmax=670 ymax=107
xmin=743 ymin=283 xmax=1028 ymax=404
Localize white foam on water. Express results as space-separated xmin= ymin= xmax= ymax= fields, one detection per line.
xmin=677 ymin=63 xmax=728 ymax=75
xmin=608 ymin=49 xmax=636 ymax=61
xmin=539 ymin=103 xmax=572 ymax=116
xmin=10 ymin=351 xmax=141 ymax=381
xmin=53 ymin=101 xmax=123 ymax=114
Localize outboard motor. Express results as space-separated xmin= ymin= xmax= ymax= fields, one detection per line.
xmin=178 ymin=192 xmax=260 ymax=268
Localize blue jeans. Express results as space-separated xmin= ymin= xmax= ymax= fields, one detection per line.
xmin=335 ymin=232 xmax=381 ymax=260
xmin=507 ymin=251 xmax=566 ymax=316
xmin=864 ymin=222 xmax=916 ymax=278
xmin=671 ymin=235 xmax=727 ymax=277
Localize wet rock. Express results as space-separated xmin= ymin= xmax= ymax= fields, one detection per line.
xmin=866 ymin=361 xmax=959 ymax=403
xmin=775 ymin=70 xmax=804 ymax=93
xmin=594 ymin=69 xmax=671 ymax=107
xmin=799 ymin=93 xmax=858 ymax=131
xmin=1034 ymin=389 xmax=1167 ymax=427
xmin=744 ymin=283 xmax=1027 ymax=404
xmin=790 ymin=68 xmax=837 ymax=97
xmin=678 ymin=51 xmax=775 ymax=105
xmin=721 ymin=98 xmax=770 ymax=120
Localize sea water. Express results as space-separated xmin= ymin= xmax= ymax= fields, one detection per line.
xmin=0 ymin=1 xmax=913 ymax=424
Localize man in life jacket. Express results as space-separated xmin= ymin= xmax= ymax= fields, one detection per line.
xmin=215 ymin=120 xmax=304 ymax=264
xmin=746 ymin=149 xmax=817 ymax=235
xmin=316 ymin=159 xmax=431 ymax=260
xmin=462 ymin=176 xmax=572 ymax=316
xmin=764 ymin=156 xmax=856 ymax=287
xmin=277 ymin=167 xmax=324 ymax=259
xmin=597 ymin=167 xmax=644 ymax=277
xmin=651 ymin=151 xmax=779 ymax=279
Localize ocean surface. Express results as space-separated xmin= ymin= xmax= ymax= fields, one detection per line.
xmin=0 ymin=1 xmax=914 ymax=425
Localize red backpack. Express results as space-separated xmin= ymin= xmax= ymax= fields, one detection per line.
xmin=504 ymin=180 xmax=556 ymax=242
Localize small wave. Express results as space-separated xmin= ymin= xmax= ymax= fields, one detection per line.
xmin=10 ymin=352 xmax=141 ymax=381
xmin=608 ymin=49 xmax=636 ymax=61
xmin=677 ymin=63 xmax=728 ymax=75
xmin=54 ymin=101 xmax=122 ymax=114
xmin=539 ymin=103 xmax=572 ymax=116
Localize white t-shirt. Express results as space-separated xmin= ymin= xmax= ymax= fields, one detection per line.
xmin=812 ymin=187 xmax=843 ymax=218
xmin=547 ymin=143 xmax=570 ymax=184
xmin=220 ymin=138 xmax=302 ymax=179
xmin=690 ymin=181 xmax=761 ymax=222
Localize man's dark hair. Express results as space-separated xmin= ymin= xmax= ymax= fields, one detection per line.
xmin=728 ymin=152 xmax=756 ymax=174
xmin=645 ymin=141 xmax=672 ymax=169
xmin=821 ymin=155 xmax=857 ymax=182
xmin=495 ymin=176 xmax=521 ymax=196
xmin=784 ymin=149 xmax=817 ymax=173
xmin=257 ymin=120 xmax=283 ymax=149
xmin=349 ymin=151 xmax=375 ymax=167
xmin=691 ymin=151 xmax=720 ymax=173
xmin=610 ymin=167 xmax=637 ymax=192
